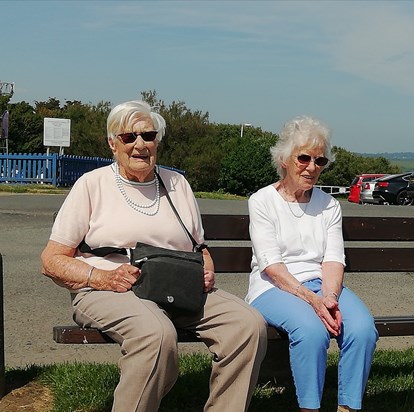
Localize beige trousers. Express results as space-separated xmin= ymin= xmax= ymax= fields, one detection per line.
xmin=72 ymin=288 xmax=267 ymax=412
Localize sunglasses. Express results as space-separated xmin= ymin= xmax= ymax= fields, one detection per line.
xmin=117 ymin=131 xmax=158 ymax=144
xmin=296 ymin=154 xmax=329 ymax=167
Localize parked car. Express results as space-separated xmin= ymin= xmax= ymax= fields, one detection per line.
xmin=406 ymin=173 xmax=414 ymax=201
xmin=348 ymin=174 xmax=387 ymax=204
xmin=359 ymin=176 xmax=389 ymax=204
xmin=372 ymin=172 xmax=413 ymax=205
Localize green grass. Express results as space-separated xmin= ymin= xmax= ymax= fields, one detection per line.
xmin=0 ymin=183 xmax=69 ymax=194
xmin=0 ymin=184 xmax=244 ymax=200
xmin=194 ymin=191 xmax=247 ymax=200
xmin=391 ymin=160 xmax=414 ymax=173
xmin=5 ymin=348 xmax=414 ymax=411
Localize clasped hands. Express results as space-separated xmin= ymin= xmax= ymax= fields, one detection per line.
xmin=311 ymin=294 xmax=342 ymax=336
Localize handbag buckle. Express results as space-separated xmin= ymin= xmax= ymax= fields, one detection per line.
xmin=133 ymin=257 xmax=148 ymax=268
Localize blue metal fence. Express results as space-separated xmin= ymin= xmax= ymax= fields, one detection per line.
xmin=58 ymin=155 xmax=112 ymax=186
xmin=0 ymin=153 xmax=112 ymax=187
xmin=0 ymin=153 xmax=58 ymax=186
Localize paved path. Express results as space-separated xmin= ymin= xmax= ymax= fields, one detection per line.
xmin=0 ymin=193 xmax=413 ymax=368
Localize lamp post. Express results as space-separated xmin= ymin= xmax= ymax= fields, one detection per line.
xmin=240 ymin=123 xmax=252 ymax=138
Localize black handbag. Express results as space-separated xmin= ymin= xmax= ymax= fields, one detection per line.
xmin=130 ymin=241 xmax=206 ymax=315
xmin=78 ymin=170 xmax=208 ymax=315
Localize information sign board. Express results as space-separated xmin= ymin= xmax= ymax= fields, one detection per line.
xmin=43 ymin=118 xmax=71 ymax=147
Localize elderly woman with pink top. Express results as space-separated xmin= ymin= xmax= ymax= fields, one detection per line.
xmin=41 ymin=100 xmax=267 ymax=412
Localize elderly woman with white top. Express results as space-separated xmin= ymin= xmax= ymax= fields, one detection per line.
xmin=246 ymin=115 xmax=378 ymax=412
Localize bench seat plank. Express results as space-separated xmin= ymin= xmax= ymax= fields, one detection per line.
xmin=53 ymin=316 xmax=414 ymax=344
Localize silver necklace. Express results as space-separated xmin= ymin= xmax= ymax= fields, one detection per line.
xmin=114 ymin=163 xmax=160 ymax=216
xmin=280 ymin=182 xmax=309 ymax=218
xmin=286 ymin=200 xmax=309 ymax=218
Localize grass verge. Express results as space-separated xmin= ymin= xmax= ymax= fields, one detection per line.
xmin=0 ymin=184 xmax=244 ymax=200
xmin=5 ymin=348 xmax=414 ymax=412
xmin=0 ymin=184 xmax=68 ymax=194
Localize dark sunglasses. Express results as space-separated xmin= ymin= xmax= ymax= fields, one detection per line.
xmin=296 ymin=154 xmax=329 ymax=167
xmin=117 ymin=131 xmax=158 ymax=144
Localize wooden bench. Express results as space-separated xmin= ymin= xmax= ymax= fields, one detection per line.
xmin=53 ymin=215 xmax=414 ymax=380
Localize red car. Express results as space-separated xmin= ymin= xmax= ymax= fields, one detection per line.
xmin=348 ymin=174 xmax=387 ymax=204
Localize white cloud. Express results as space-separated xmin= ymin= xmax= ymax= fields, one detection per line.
xmin=317 ymin=2 xmax=414 ymax=95
xmin=90 ymin=1 xmax=414 ymax=95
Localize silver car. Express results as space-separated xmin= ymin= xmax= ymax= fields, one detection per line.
xmin=360 ymin=177 xmax=388 ymax=204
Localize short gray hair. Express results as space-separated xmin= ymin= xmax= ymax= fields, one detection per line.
xmin=270 ymin=115 xmax=334 ymax=178
xmin=107 ymin=100 xmax=166 ymax=143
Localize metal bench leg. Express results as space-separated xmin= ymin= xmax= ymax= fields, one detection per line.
xmin=0 ymin=253 xmax=5 ymax=398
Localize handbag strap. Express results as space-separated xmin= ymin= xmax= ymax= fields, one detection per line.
xmin=155 ymin=169 xmax=200 ymax=252
xmin=78 ymin=241 xmax=128 ymax=257
xmin=78 ymin=167 xmax=205 ymax=256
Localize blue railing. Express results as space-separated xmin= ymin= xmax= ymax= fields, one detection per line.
xmin=0 ymin=153 xmax=58 ymax=186
xmin=58 ymin=155 xmax=112 ymax=186
xmin=0 ymin=154 xmax=186 ymax=187
xmin=0 ymin=153 xmax=112 ymax=187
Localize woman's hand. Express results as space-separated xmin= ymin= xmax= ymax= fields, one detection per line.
xmin=310 ymin=294 xmax=342 ymax=336
xmin=91 ymin=264 xmax=140 ymax=293
xmin=203 ymin=269 xmax=215 ymax=292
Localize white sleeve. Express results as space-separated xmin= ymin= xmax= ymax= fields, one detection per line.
xmin=323 ymin=200 xmax=346 ymax=265
xmin=248 ymin=193 xmax=284 ymax=272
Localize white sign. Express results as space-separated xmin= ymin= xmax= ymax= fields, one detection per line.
xmin=43 ymin=117 xmax=71 ymax=147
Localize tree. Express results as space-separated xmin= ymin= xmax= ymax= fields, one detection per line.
xmin=4 ymin=90 xmax=404 ymax=194
xmin=60 ymin=100 xmax=112 ymax=158
xmin=7 ymin=98 xmax=112 ymax=157
xmin=319 ymin=146 xmax=400 ymax=186
xmin=7 ymin=101 xmax=43 ymax=153
xmin=218 ymin=128 xmax=278 ymax=196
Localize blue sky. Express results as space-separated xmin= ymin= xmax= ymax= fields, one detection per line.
xmin=2 ymin=0 xmax=414 ymax=153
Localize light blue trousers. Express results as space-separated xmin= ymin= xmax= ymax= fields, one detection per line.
xmin=251 ymin=278 xmax=378 ymax=409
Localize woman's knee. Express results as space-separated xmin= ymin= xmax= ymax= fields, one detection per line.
xmin=120 ymin=318 xmax=179 ymax=368
xmin=342 ymin=315 xmax=378 ymax=346
xmin=137 ymin=316 xmax=178 ymax=347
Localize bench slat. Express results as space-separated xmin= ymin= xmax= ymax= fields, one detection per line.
xmin=342 ymin=217 xmax=414 ymax=241
xmin=345 ymin=248 xmax=414 ymax=272
xmin=374 ymin=316 xmax=414 ymax=337
xmin=202 ymin=214 xmax=250 ymax=240
xmin=53 ymin=316 xmax=414 ymax=344
xmin=209 ymin=246 xmax=414 ymax=273
xmin=201 ymin=215 xmax=414 ymax=242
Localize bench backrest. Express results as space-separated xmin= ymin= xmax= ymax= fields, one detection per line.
xmin=202 ymin=215 xmax=414 ymax=273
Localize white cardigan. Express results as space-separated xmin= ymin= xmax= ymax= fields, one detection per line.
xmin=246 ymin=185 xmax=346 ymax=304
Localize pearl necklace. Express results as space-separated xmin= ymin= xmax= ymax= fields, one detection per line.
xmin=114 ymin=163 xmax=160 ymax=216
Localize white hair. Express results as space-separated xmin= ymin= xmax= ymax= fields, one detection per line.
xmin=270 ymin=115 xmax=334 ymax=178
xmin=107 ymin=100 xmax=166 ymax=143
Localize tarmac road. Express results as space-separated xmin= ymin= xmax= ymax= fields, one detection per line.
xmin=0 ymin=193 xmax=413 ymax=368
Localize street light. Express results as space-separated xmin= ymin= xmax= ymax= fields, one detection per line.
xmin=240 ymin=123 xmax=252 ymax=138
